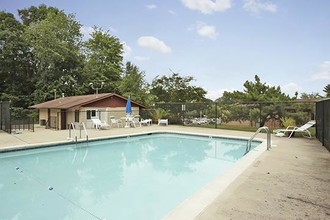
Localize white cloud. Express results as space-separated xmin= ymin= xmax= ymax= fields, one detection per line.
xmin=181 ymin=0 xmax=231 ymax=14
xmin=80 ymin=26 xmax=117 ymax=41
xmin=196 ymin=22 xmax=218 ymax=39
xmin=281 ymin=82 xmax=302 ymax=96
xmin=206 ymin=88 xmax=233 ymax=100
xmin=80 ymin=26 xmax=94 ymax=40
xmin=122 ymin=42 xmax=132 ymax=58
xmin=243 ymin=0 xmax=277 ymax=14
xmin=137 ymin=36 xmax=171 ymax=53
xmin=134 ymin=56 xmax=150 ymax=61
xmin=311 ymin=61 xmax=330 ymax=80
xmin=145 ymin=4 xmax=157 ymax=9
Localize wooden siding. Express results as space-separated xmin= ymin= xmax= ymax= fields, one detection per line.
xmin=83 ymin=96 xmax=139 ymax=108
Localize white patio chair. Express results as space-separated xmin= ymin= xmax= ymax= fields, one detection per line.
xmin=132 ymin=115 xmax=142 ymax=127
xmin=273 ymin=120 xmax=315 ymax=138
xmin=109 ymin=116 xmax=123 ymax=128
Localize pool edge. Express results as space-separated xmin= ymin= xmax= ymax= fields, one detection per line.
xmin=161 ymin=137 xmax=267 ymax=220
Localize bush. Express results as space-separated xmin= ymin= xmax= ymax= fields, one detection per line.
xmin=280 ymin=117 xmax=296 ymax=128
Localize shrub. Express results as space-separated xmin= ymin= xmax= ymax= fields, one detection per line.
xmin=280 ymin=117 xmax=296 ymax=128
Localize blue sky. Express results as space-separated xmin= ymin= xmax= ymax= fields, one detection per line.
xmin=2 ymin=0 xmax=330 ymax=100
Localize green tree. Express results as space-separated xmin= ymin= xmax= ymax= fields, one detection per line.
xmin=221 ymin=75 xmax=290 ymax=103
xmin=323 ymin=84 xmax=330 ymax=98
xmin=293 ymin=92 xmax=320 ymax=125
xmin=300 ymin=92 xmax=322 ymax=99
xmin=150 ymin=72 xmax=207 ymax=103
xmin=218 ymin=75 xmax=292 ymax=126
xmin=119 ymin=62 xmax=150 ymax=105
xmin=18 ymin=4 xmax=60 ymax=26
xmin=83 ymin=27 xmax=123 ymax=94
xmin=23 ymin=6 xmax=83 ymax=102
xmin=0 ymin=11 xmax=34 ymax=107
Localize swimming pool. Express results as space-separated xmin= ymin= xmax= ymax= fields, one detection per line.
xmin=0 ymin=132 xmax=263 ymax=220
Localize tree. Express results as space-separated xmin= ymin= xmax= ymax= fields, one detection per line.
xmin=83 ymin=27 xmax=123 ymax=94
xmin=293 ymin=92 xmax=320 ymax=124
xmin=18 ymin=4 xmax=60 ymax=26
xmin=218 ymin=75 xmax=292 ymax=126
xmin=300 ymin=92 xmax=322 ymax=99
xmin=0 ymin=11 xmax=34 ymax=107
xmin=23 ymin=6 xmax=83 ymax=102
xmin=118 ymin=62 xmax=150 ymax=105
xmin=323 ymin=84 xmax=330 ymax=98
xmin=150 ymin=72 xmax=207 ymax=103
xmin=220 ymin=75 xmax=291 ymax=103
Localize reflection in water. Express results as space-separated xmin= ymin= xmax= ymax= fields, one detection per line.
xmin=206 ymin=139 xmax=247 ymax=161
xmin=146 ymin=135 xmax=212 ymax=176
xmin=0 ymin=133 xmax=255 ymax=220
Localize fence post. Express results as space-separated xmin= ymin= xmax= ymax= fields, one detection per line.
xmin=9 ymin=101 xmax=11 ymax=134
xmin=181 ymin=104 xmax=186 ymax=126
xmin=215 ymin=102 xmax=218 ymax=129
xmin=0 ymin=101 xmax=2 ymax=131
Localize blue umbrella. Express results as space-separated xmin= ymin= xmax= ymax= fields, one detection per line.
xmin=125 ymin=97 xmax=132 ymax=114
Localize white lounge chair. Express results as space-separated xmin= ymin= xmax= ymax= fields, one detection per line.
xmin=158 ymin=119 xmax=168 ymax=126
xmin=109 ymin=116 xmax=122 ymax=128
xmin=273 ymin=120 xmax=315 ymax=138
xmin=91 ymin=118 xmax=110 ymax=130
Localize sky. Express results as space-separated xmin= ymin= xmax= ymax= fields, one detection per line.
xmin=1 ymin=0 xmax=330 ymax=100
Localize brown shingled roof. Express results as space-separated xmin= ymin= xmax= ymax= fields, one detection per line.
xmin=29 ymin=93 xmax=145 ymax=109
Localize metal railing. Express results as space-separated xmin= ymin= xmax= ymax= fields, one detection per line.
xmin=68 ymin=122 xmax=89 ymax=143
xmin=246 ymin=126 xmax=271 ymax=154
xmin=68 ymin=122 xmax=78 ymax=142
xmin=81 ymin=122 xmax=89 ymax=142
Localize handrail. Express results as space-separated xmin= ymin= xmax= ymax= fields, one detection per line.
xmin=80 ymin=122 xmax=89 ymax=142
xmin=68 ymin=122 xmax=78 ymax=142
xmin=68 ymin=122 xmax=89 ymax=143
xmin=246 ymin=126 xmax=271 ymax=154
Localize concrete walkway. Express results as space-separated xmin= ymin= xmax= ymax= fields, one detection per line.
xmin=1 ymin=125 xmax=329 ymax=219
xmin=197 ymin=135 xmax=330 ymax=220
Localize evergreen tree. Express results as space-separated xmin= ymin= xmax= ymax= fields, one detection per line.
xmin=323 ymin=84 xmax=330 ymax=98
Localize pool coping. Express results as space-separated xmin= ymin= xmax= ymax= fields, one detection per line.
xmin=0 ymin=130 xmax=262 ymax=153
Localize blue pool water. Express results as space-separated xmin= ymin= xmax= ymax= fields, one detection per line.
xmin=0 ymin=132 xmax=260 ymax=220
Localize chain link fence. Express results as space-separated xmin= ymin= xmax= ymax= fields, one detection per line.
xmin=0 ymin=101 xmax=35 ymax=134
xmin=140 ymin=101 xmax=316 ymax=132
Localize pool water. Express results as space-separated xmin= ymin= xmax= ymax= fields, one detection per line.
xmin=0 ymin=133 xmax=260 ymax=220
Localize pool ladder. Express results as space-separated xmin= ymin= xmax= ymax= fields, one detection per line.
xmin=68 ymin=122 xmax=89 ymax=143
xmin=246 ymin=126 xmax=271 ymax=154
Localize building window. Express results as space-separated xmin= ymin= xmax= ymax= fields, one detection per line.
xmin=75 ymin=110 xmax=79 ymax=122
xmin=87 ymin=110 xmax=97 ymax=119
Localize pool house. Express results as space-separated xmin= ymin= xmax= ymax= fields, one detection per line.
xmin=29 ymin=93 xmax=145 ymax=130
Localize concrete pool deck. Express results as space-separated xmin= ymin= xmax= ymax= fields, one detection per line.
xmin=1 ymin=125 xmax=329 ymax=219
